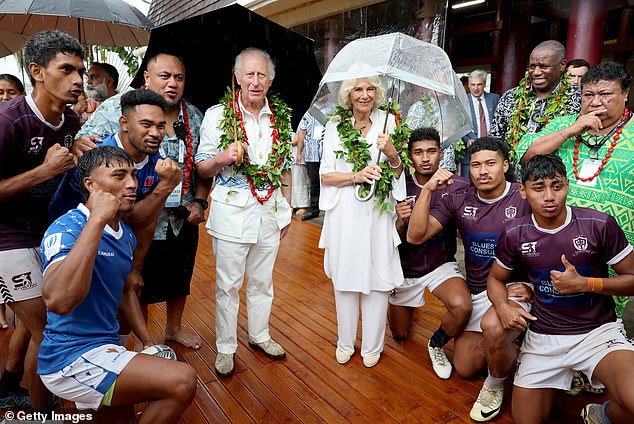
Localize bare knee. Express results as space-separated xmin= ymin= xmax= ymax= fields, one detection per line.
xmin=447 ymin=296 xmax=472 ymax=323
xmin=171 ymin=364 xmax=197 ymax=402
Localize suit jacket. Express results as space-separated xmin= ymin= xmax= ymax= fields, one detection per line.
xmin=462 ymin=92 xmax=500 ymax=143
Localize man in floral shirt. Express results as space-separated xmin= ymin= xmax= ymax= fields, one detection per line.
xmin=490 ymin=40 xmax=581 ymax=167
xmin=73 ymin=53 xmax=208 ymax=350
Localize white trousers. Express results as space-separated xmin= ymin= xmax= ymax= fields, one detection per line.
xmin=334 ymin=289 xmax=389 ymax=356
xmin=212 ymin=222 xmax=281 ymax=354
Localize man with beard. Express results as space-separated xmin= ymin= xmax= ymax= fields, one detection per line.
xmin=72 ymin=53 xmax=207 ymax=350
xmin=408 ymin=137 xmax=533 ymax=422
xmin=490 ymin=40 xmax=581 ymax=165
xmin=85 ymin=62 xmax=118 ymax=102
xmin=0 ymin=30 xmax=83 ymax=411
xmin=388 ymin=127 xmax=470 ymax=380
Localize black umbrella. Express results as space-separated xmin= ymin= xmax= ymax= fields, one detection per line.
xmin=131 ymin=4 xmax=322 ymax=128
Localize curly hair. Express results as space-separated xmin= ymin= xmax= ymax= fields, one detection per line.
xmin=23 ymin=30 xmax=84 ymax=85
xmin=338 ymin=75 xmax=385 ymax=111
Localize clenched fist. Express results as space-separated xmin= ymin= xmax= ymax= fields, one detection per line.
xmin=44 ymin=144 xmax=75 ymax=176
xmin=155 ymin=158 xmax=183 ymax=190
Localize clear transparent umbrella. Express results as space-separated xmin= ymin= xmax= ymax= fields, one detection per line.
xmin=313 ymin=32 xmax=472 ymax=149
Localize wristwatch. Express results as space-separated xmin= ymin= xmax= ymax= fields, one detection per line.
xmin=192 ymin=198 xmax=209 ymax=210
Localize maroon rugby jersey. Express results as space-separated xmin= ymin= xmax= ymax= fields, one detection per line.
xmin=495 ymin=206 xmax=632 ymax=335
xmin=399 ymin=172 xmax=469 ymax=278
xmin=0 ymin=96 xmax=79 ymax=251
xmin=431 ymin=182 xmax=531 ymax=294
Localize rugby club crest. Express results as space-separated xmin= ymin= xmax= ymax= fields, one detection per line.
xmin=573 ymin=236 xmax=588 ymax=251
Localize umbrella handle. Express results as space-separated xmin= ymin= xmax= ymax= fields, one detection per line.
xmin=354 ymin=180 xmax=375 ymax=202
xmin=354 ymin=86 xmax=395 ymax=203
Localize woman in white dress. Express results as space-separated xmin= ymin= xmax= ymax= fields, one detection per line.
xmin=319 ymin=75 xmax=405 ymax=368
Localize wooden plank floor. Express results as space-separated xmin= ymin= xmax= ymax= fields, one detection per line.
xmin=0 ymin=216 xmax=608 ymax=423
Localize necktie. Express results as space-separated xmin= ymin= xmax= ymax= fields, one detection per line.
xmin=478 ymin=98 xmax=487 ymax=137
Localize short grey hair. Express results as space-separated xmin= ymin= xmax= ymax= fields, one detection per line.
xmin=469 ymin=69 xmax=487 ymax=81
xmin=338 ymin=76 xmax=386 ymax=110
xmin=234 ymin=48 xmax=275 ymax=80
xmin=531 ymin=40 xmax=566 ymax=63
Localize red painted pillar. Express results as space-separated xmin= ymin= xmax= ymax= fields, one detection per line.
xmin=414 ymin=0 xmax=446 ymax=47
xmin=566 ymin=0 xmax=608 ymax=66
xmin=324 ymin=18 xmax=343 ymax=71
xmin=496 ymin=0 xmax=532 ymax=94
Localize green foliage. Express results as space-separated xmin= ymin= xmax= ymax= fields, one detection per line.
xmin=217 ymin=87 xmax=293 ymax=191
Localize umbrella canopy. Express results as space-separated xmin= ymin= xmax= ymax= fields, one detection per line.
xmin=315 ymin=32 xmax=471 ymax=148
xmin=131 ymin=4 xmax=322 ymax=128
xmin=0 ymin=0 xmax=153 ymax=57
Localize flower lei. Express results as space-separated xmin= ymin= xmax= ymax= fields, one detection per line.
xmin=573 ymin=107 xmax=630 ymax=182
xmin=333 ymin=104 xmax=412 ymax=214
xmin=218 ymin=87 xmax=292 ymax=203
xmin=506 ymin=72 xmax=571 ymax=160
xmin=180 ymin=100 xmax=194 ymax=196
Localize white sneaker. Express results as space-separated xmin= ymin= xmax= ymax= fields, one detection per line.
xmin=336 ymin=347 xmax=352 ymax=364
xmin=427 ymin=342 xmax=452 ymax=379
xmin=581 ymin=403 xmax=606 ymax=424
xmin=469 ymin=386 xmax=503 ymax=422
xmin=362 ymin=353 xmax=380 ymax=368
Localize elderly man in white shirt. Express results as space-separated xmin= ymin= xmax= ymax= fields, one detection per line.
xmin=195 ymin=47 xmax=293 ymax=378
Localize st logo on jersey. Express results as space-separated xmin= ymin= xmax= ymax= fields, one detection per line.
xmin=521 ymin=242 xmax=538 ymax=256
xmin=573 ymin=236 xmax=588 ymax=251
xmin=463 ymin=206 xmax=478 ymax=218
xmin=143 ymin=176 xmax=155 ymax=187
xmin=505 ymin=206 xmax=517 ymax=219
xmin=28 ymin=137 xmax=44 ymax=154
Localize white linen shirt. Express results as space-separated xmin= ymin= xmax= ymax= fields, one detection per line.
xmin=195 ymin=94 xmax=292 ymax=243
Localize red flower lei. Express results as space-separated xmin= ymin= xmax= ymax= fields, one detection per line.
xmin=573 ymin=107 xmax=630 ymax=182
xmin=232 ymin=91 xmax=288 ymax=203
xmin=180 ymin=100 xmax=194 ymax=196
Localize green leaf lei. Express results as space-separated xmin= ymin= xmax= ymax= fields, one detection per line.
xmin=506 ymin=72 xmax=571 ymax=161
xmin=333 ymin=104 xmax=412 ymax=214
xmin=217 ymin=87 xmax=293 ymax=202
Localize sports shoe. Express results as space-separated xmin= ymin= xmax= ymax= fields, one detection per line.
xmin=248 ymin=339 xmax=286 ymax=360
xmin=336 ymin=347 xmax=352 ymax=364
xmin=581 ymin=403 xmax=607 ymax=424
xmin=0 ymin=389 xmax=31 ymax=409
xmin=362 ymin=353 xmax=380 ymax=368
xmin=215 ymin=353 xmax=235 ymax=378
xmin=469 ymin=386 xmax=504 ymax=422
xmin=427 ymin=342 xmax=452 ymax=379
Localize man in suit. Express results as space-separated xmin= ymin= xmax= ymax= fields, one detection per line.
xmin=460 ymin=70 xmax=500 ymax=179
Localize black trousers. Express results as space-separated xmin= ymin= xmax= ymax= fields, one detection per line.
xmin=306 ymin=161 xmax=321 ymax=213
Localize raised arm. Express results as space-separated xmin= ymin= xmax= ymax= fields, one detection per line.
xmin=42 ymin=190 xmax=119 ymax=315
xmin=520 ymin=110 xmax=605 ymax=164
xmin=406 ymin=168 xmax=454 ymax=244
xmin=0 ymin=144 xmax=75 ymax=203
xmin=123 ymin=158 xmax=182 ymax=228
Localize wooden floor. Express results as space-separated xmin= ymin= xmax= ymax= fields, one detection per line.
xmin=1 ymin=216 xmax=607 ymax=423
